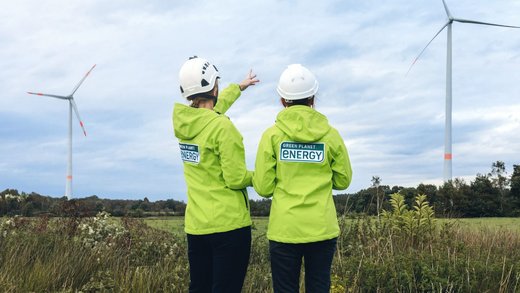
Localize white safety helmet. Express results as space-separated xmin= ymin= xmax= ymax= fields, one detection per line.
xmin=276 ymin=64 xmax=319 ymax=101
xmin=179 ymin=56 xmax=220 ymax=99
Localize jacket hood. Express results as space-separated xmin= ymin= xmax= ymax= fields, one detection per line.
xmin=275 ymin=105 xmax=331 ymax=142
xmin=173 ymin=103 xmax=219 ymax=140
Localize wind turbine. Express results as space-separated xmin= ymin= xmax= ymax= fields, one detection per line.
xmin=408 ymin=0 xmax=519 ymax=182
xmin=28 ymin=65 xmax=96 ymax=199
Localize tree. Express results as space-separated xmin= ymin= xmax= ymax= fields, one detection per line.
xmin=437 ymin=179 xmax=470 ymax=217
xmin=489 ymin=161 xmax=510 ymax=214
xmin=417 ymin=183 xmax=437 ymax=204
xmin=470 ymin=174 xmax=500 ymax=217
xmin=510 ymin=164 xmax=520 ymax=214
xmin=249 ymin=199 xmax=271 ymax=216
xmin=371 ymin=176 xmax=382 ymax=216
xmin=21 ymin=202 xmax=35 ymax=217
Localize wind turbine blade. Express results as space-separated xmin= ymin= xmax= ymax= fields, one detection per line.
xmin=441 ymin=0 xmax=453 ymax=19
xmin=69 ymin=64 xmax=96 ymax=96
xmin=27 ymin=92 xmax=69 ymax=100
xmin=70 ymin=99 xmax=87 ymax=136
xmin=453 ymin=18 xmax=520 ymax=29
xmin=406 ymin=21 xmax=450 ymax=76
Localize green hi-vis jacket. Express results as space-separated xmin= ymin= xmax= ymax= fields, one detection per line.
xmin=173 ymin=84 xmax=252 ymax=235
xmin=253 ymin=105 xmax=352 ymax=243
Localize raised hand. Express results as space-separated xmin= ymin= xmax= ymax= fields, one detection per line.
xmin=239 ymin=69 xmax=260 ymax=91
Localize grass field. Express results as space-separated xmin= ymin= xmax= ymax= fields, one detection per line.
xmin=143 ymin=215 xmax=520 ymax=292
xmin=1 ymin=212 xmax=519 ymax=292
xmin=144 ymin=216 xmax=270 ymax=236
xmin=145 ymin=216 xmax=520 ymax=235
xmin=448 ymin=217 xmax=520 ymax=232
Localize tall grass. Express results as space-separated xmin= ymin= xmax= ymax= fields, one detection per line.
xmin=1 ymin=194 xmax=519 ymax=292
xmin=0 ymin=215 xmax=190 ymax=292
xmin=332 ymin=194 xmax=520 ymax=292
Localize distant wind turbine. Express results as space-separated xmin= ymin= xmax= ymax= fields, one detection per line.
xmin=408 ymin=0 xmax=519 ymax=182
xmin=28 ymin=65 xmax=96 ymax=199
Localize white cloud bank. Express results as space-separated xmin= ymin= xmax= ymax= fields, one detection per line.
xmin=1 ymin=0 xmax=519 ymax=200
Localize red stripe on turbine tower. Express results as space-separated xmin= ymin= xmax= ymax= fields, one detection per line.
xmin=444 ymin=153 xmax=452 ymax=160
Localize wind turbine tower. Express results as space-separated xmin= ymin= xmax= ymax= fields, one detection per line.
xmin=408 ymin=0 xmax=519 ymax=182
xmin=28 ymin=65 xmax=96 ymax=199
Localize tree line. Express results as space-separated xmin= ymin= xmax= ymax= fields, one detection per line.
xmin=2 ymin=161 xmax=519 ymax=218
xmin=334 ymin=161 xmax=520 ymax=217
xmin=0 ymin=192 xmax=186 ymax=218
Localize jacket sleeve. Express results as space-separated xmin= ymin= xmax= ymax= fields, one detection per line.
xmin=216 ymin=118 xmax=253 ymax=189
xmin=330 ymin=129 xmax=353 ymax=190
xmin=214 ymin=84 xmax=241 ymax=114
xmin=253 ymin=130 xmax=277 ymax=197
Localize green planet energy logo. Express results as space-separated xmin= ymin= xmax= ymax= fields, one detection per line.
xmin=279 ymin=142 xmax=325 ymax=163
xmin=179 ymin=143 xmax=200 ymax=164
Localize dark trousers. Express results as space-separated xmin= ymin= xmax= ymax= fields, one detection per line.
xmin=187 ymin=226 xmax=251 ymax=293
xmin=269 ymin=238 xmax=337 ymax=293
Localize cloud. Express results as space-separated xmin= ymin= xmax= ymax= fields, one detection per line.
xmin=1 ymin=0 xmax=519 ymax=200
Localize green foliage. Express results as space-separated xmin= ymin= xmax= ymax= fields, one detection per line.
xmin=381 ymin=193 xmax=436 ymax=245
xmin=335 ymin=213 xmax=520 ymax=292
xmin=2 ymin=160 xmax=520 ymax=218
xmin=0 ymin=191 xmax=187 ymax=217
xmin=0 ymin=214 xmax=190 ymax=292
xmin=1 ymin=216 xmax=520 ymax=292
xmin=77 ymin=211 xmax=125 ymax=250
xmin=333 ymin=161 xmax=520 ymax=218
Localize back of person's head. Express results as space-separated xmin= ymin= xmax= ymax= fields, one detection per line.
xmin=179 ymin=56 xmax=220 ymax=107
xmin=277 ymin=64 xmax=318 ymax=107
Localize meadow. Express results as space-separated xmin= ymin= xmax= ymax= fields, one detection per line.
xmin=145 ymin=216 xmax=520 ymax=236
xmin=1 ymin=194 xmax=520 ymax=292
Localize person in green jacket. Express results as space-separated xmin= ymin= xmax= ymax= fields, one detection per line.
xmin=253 ymin=64 xmax=352 ymax=293
xmin=173 ymin=56 xmax=259 ymax=293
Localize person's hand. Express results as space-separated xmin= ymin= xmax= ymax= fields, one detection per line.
xmin=239 ymin=69 xmax=260 ymax=91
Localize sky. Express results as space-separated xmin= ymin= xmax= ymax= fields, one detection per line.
xmin=1 ymin=0 xmax=519 ymax=201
